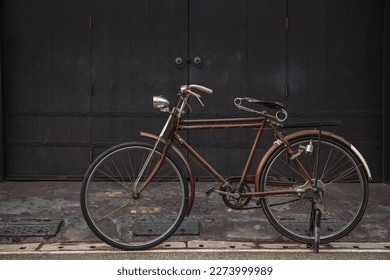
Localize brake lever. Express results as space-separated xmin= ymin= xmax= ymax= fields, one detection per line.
xmin=188 ymin=90 xmax=205 ymax=107
xmin=195 ymin=94 xmax=205 ymax=107
xmin=186 ymin=103 xmax=193 ymax=112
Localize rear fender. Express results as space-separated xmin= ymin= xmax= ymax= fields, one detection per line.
xmin=140 ymin=132 xmax=195 ymax=216
xmin=255 ymin=130 xmax=372 ymax=192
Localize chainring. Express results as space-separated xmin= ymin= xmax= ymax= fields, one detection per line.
xmin=221 ymin=178 xmax=252 ymax=210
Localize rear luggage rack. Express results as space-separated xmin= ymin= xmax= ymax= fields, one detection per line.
xmin=281 ymin=120 xmax=342 ymax=129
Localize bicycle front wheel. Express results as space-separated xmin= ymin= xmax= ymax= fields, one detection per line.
xmin=81 ymin=142 xmax=189 ymax=250
xmin=260 ymin=133 xmax=368 ymax=244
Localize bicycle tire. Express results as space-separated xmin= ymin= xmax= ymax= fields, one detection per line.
xmin=80 ymin=142 xmax=189 ymax=250
xmin=259 ymin=133 xmax=369 ymax=244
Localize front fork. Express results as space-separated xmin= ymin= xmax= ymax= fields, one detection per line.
xmin=134 ymin=138 xmax=173 ymax=197
xmin=132 ymin=111 xmax=175 ymax=196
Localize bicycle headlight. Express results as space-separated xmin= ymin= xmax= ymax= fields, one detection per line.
xmin=153 ymin=96 xmax=170 ymax=110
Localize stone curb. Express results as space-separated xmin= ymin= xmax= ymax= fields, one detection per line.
xmin=1 ymin=241 xmax=389 ymax=253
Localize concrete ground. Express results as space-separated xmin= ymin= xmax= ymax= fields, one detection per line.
xmin=0 ymin=181 xmax=389 ymax=253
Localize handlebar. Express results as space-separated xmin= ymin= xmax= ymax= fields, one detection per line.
xmin=179 ymin=84 xmax=213 ymax=107
xmin=180 ymin=84 xmax=213 ymax=95
xmin=188 ymin=84 xmax=213 ymax=94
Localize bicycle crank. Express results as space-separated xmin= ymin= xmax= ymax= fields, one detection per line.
xmin=221 ymin=179 xmax=252 ymax=210
xmin=205 ymin=185 xmax=241 ymax=198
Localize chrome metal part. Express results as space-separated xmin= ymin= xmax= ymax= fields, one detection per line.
xmin=275 ymin=109 xmax=288 ymax=122
xmin=306 ymin=140 xmax=314 ymax=154
xmin=234 ymin=97 xmax=288 ymax=123
xmin=153 ymin=96 xmax=170 ymax=111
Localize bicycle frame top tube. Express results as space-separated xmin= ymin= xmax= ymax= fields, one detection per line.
xmin=174 ymin=116 xmax=268 ymax=186
xmin=143 ymin=85 xmax=314 ymax=196
xmin=174 ymin=114 xmax=315 ymax=192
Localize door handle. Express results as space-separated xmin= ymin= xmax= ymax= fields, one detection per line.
xmin=175 ymin=57 xmax=202 ymax=66
xmin=175 ymin=57 xmax=184 ymax=66
xmin=193 ymin=57 xmax=202 ymax=66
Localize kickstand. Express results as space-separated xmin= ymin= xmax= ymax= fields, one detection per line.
xmin=312 ymin=126 xmax=323 ymax=253
xmin=313 ymin=208 xmax=322 ymax=253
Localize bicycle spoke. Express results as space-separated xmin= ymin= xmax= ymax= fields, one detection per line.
xmin=96 ymin=199 xmax=131 ymax=222
xmin=110 ymin=157 xmax=126 ymax=183
xmin=320 ymin=150 xmax=348 ymax=180
xmin=269 ymin=156 xmax=307 ymax=184
xmin=325 ymin=165 xmax=360 ymax=186
xmin=93 ymin=168 xmax=131 ymax=192
xmin=141 ymin=196 xmax=181 ymax=216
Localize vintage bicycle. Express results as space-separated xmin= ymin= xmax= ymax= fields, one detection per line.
xmin=80 ymin=84 xmax=371 ymax=251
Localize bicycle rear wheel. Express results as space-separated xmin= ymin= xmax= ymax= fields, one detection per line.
xmin=81 ymin=142 xmax=188 ymax=250
xmin=260 ymin=133 xmax=368 ymax=244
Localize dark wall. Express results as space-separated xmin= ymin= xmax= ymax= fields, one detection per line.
xmin=0 ymin=7 xmax=3 ymax=181
xmin=0 ymin=0 xmax=388 ymax=182
xmin=385 ymin=0 xmax=390 ymax=183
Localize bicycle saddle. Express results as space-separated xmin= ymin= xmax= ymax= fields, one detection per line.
xmin=244 ymin=97 xmax=285 ymax=110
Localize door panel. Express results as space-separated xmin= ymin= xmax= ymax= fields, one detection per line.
xmin=287 ymin=0 xmax=383 ymax=181
xmin=90 ymin=0 xmax=188 ymax=156
xmin=2 ymin=0 xmax=91 ymax=179
xmin=188 ymin=0 xmax=287 ymax=178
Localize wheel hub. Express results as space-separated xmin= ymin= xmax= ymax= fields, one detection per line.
xmin=296 ymin=179 xmax=326 ymax=198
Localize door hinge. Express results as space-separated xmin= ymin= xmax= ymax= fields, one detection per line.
xmin=89 ymin=147 xmax=94 ymax=163
xmin=285 ymin=17 xmax=289 ymax=30
xmin=89 ymin=16 xmax=93 ymax=30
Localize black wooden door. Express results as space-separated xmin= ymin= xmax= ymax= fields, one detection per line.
xmin=90 ymin=0 xmax=188 ymax=157
xmin=187 ymin=0 xmax=287 ymax=177
xmin=2 ymin=0 xmax=189 ymax=179
xmin=88 ymin=0 xmax=288 ymax=179
xmin=2 ymin=0 xmax=91 ymax=179
xmin=287 ymin=0 xmax=384 ymax=181
xmin=1 ymin=0 xmax=385 ymax=181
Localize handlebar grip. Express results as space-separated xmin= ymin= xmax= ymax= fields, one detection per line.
xmin=189 ymin=84 xmax=213 ymax=94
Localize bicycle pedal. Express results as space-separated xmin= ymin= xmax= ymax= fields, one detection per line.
xmin=205 ymin=186 xmax=216 ymax=196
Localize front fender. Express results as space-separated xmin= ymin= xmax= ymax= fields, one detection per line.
xmin=140 ymin=132 xmax=195 ymax=216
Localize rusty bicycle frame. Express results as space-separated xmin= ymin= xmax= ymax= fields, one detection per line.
xmin=139 ymin=90 xmax=317 ymax=216
xmin=175 ymin=116 xmax=313 ymax=194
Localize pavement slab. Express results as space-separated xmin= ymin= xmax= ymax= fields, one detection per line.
xmin=0 ymin=181 xmax=389 ymax=252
